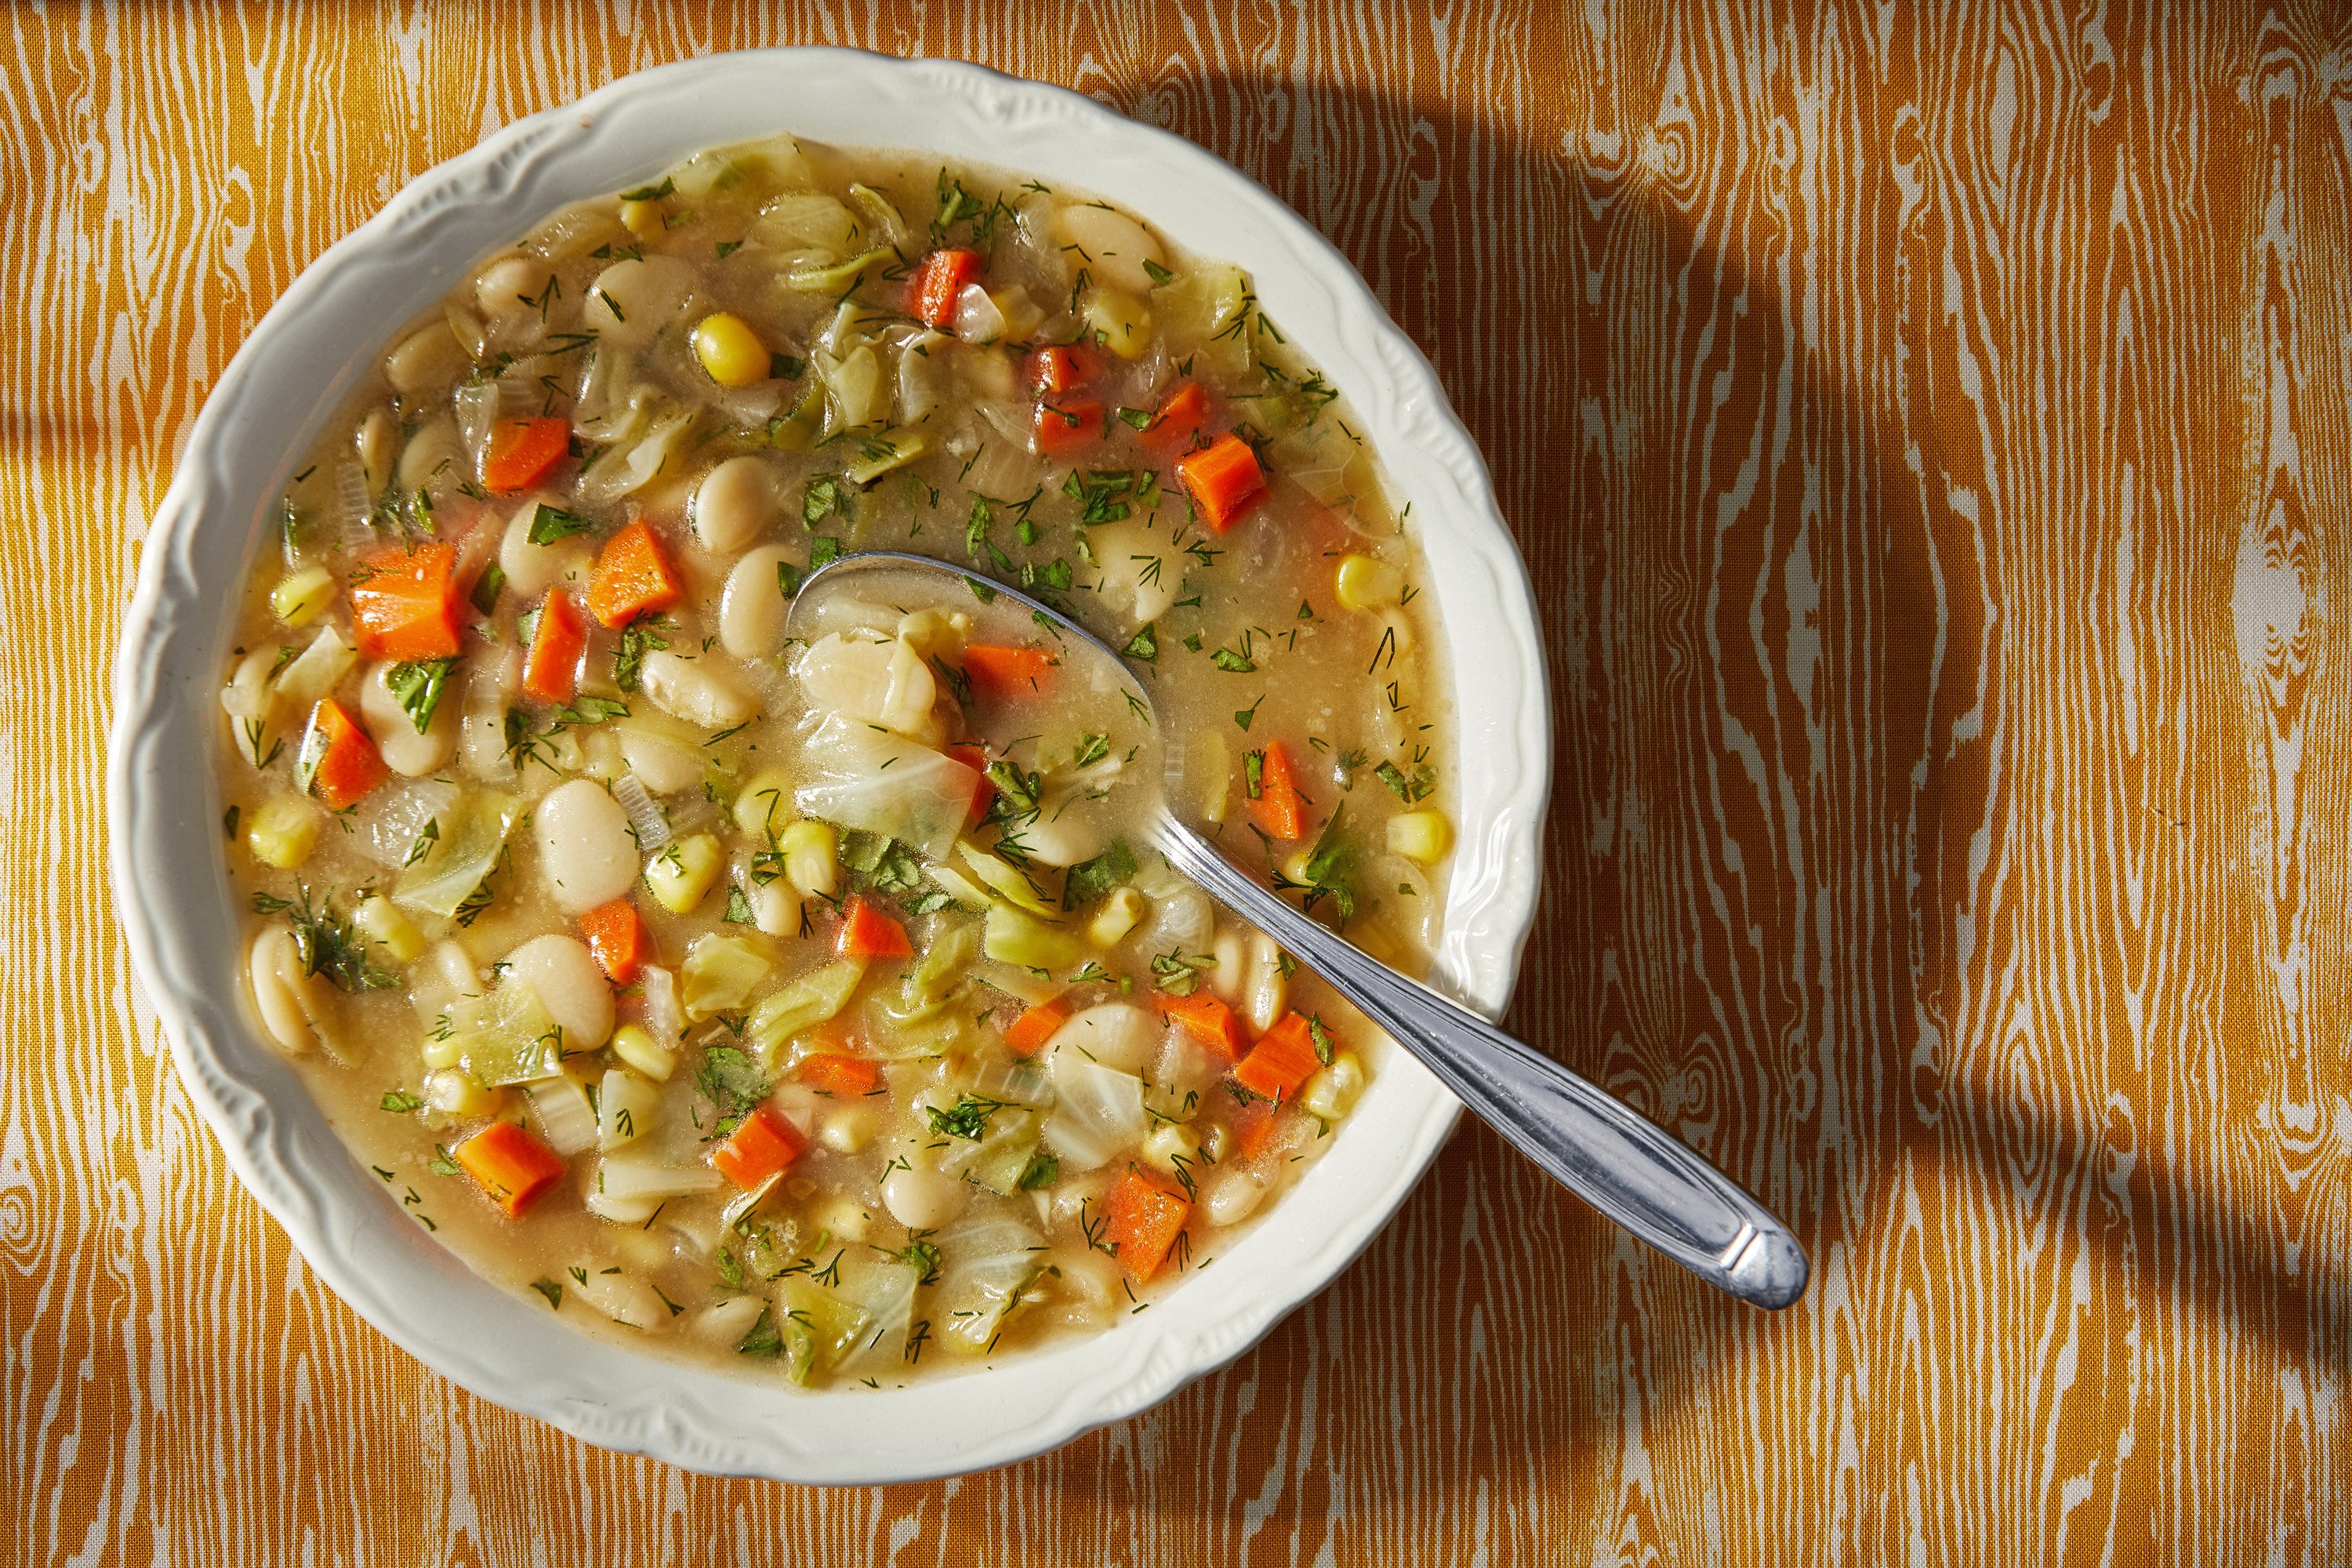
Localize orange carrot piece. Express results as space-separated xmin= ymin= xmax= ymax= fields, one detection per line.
xmin=837 ymin=895 xmax=913 ymax=960
xmin=298 ymin=697 xmax=387 ymax=809
xmin=1026 ymin=344 xmax=1091 ymax=395
xmin=1138 ymin=381 xmax=1212 ymax=460
xmin=578 ymin=898 xmax=648 ymax=985
xmin=1004 ymin=996 xmax=1072 ymax=1057
xmin=960 ymin=644 xmax=1056 ymax=699
xmin=455 ymin=1121 xmax=568 ymax=1218
xmin=483 ymin=416 xmax=571 ymax=493
xmin=521 ymin=590 xmax=587 ymax=704
xmin=1156 ymin=990 xmax=1249 ymax=1060
xmin=348 ymin=541 xmax=463 ymax=660
xmin=710 ymin=1103 xmax=808 ymax=1192
xmin=1105 ymin=1168 xmax=1191 ymax=1283
xmin=586 ymin=519 xmax=685 ymax=628
xmin=798 ymin=1053 xmax=880 ymax=1098
xmin=1233 ymin=1011 xmax=1326 ymax=1103
xmin=1247 ymin=740 xmax=1308 ymax=841
xmin=913 ymin=248 xmax=983 ymax=328
xmin=1033 ymin=399 xmax=1103 ymax=462
xmin=1175 ymin=431 xmax=1267 ymax=533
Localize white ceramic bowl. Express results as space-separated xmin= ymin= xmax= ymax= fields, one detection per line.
xmin=107 ymin=49 xmax=1548 ymax=1483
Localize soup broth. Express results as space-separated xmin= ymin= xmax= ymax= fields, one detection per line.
xmin=216 ymin=134 xmax=1453 ymax=1385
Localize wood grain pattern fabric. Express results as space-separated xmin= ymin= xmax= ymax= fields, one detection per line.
xmin=11 ymin=1 xmax=2351 ymax=1561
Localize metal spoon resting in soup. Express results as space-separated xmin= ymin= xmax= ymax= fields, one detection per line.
xmin=787 ymin=551 xmax=1809 ymax=1311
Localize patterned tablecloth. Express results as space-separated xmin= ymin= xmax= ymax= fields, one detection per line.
xmin=13 ymin=3 xmax=2350 ymax=1562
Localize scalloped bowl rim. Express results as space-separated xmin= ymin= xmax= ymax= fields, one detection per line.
xmin=105 ymin=49 xmax=1550 ymax=1485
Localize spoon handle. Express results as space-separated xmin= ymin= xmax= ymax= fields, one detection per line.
xmin=1152 ymin=819 xmax=1809 ymax=1310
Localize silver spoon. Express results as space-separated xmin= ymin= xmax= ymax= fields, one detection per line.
xmin=788 ymin=550 xmax=1809 ymax=1310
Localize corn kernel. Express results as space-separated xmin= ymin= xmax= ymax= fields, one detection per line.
xmin=353 ymin=895 xmax=424 ymax=964
xmin=1087 ymin=886 xmax=1145 ymax=948
xmin=420 ymin=1029 xmax=463 ymax=1072
xmin=1387 ymin=809 xmax=1452 ymax=864
xmin=1334 ymin=553 xmax=1406 ymax=611
xmin=1142 ymin=1121 xmax=1201 ymax=1177
xmin=246 ymin=796 xmax=320 ymax=869
xmin=645 ymin=832 xmax=724 ymax=913
xmin=609 ymin=1022 xmax=676 ymax=1083
xmin=692 ymin=311 xmax=770 ymax=388
xmin=619 ymin=197 xmax=662 ymax=238
xmin=270 ymin=565 xmax=336 ymax=628
xmin=1083 ymin=289 xmax=1152 ymax=358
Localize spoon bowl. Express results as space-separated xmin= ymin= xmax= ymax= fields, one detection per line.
xmin=789 ymin=551 xmax=1810 ymax=1311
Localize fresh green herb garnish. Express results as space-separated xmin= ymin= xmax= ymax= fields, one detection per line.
xmin=526 ymin=503 xmax=597 ymax=545
xmin=385 ymin=657 xmax=456 ymax=733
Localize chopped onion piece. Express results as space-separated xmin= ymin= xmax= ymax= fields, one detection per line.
xmin=612 ymin=771 xmax=671 ymax=852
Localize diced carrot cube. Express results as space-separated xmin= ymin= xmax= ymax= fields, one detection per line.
xmin=579 ymin=898 xmax=648 ymax=985
xmin=1175 ymin=431 xmax=1267 ymax=533
xmin=1233 ymin=1011 xmax=1325 ymax=1103
xmin=1026 ymin=344 xmax=1093 ymax=395
xmin=1156 ymin=990 xmax=1249 ymax=1060
xmin=798 ymin=1053 xmax=880 ymax=1098
xmin=1033 ymin=400 xmax=1103 ymax=462
xmin=455 ymin=1121 xmax=568 ymax=1218
xmin=837 ymin=895 xmax=913 ymax=960
xmin=483 ymin=417 xmax=571 ymax=494
xmin=710 ymin=1103 xmax=808 ymax=1192
xmin=298 ymin=697 xmax=386 ymax=809
xmin=960 ymin=644 xmax=1056 ymax=699
xmin=1004 ymin=996 xmax=1071 ymax=1057
xmin=913 ymin=249 xmax=983 ymax=329
xmin=521 ymin=590 xmax=587 ymax=704
xmin=349 ymin=542 xmax=462 ymax=661
xmin=1247 ymin=740 xmax=1308 ymax=841
xmin=1105 ymin=1168 xmax=1191 ymax=1283
xmin=585 ymin=519 xmax=684 ymax=629
xmin=1138 ymin=381 xmax=1212 ymax=460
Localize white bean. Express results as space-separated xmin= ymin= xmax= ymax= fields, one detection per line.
xmin=359 ymin=659 xmax=458 ymax=776
xmin=1203 ymin=1169 xmax=1268 ymax=1228
xmin=384 ymin=321 xmax=470 ymax=397
xmin=356 ymin=406 xmax=400 ymax=493
xmin=718 ymin=544 xmax=797 ymax=662
xmin=395 ymin=416 xmax=463 ymax=492
xmin=503 ymin=933 xmax=615 ymax=1051
xmin=883 ymin=1165 xmax=970 ymax=1230
xmin=248 ymin=927 xmax=321 ymax=1054
xmin=641 ymin=650 xmax=756 ymax=729
xmin=532 ymin=779 xmax=640 ymax=914
xmin=586 ymin=256 xmax=694 ymax=350
xmin=1044 ymin=1004 xmax=1157 ymax=1074
xmin=617 ymin=729 xmax=704 ymax=795
xmin=499 ymin=499 xmax=593 ymax=598
xmin=474 ymin=254 xmax=545 ymax=319
xmin=1210 ymin=928 xmax=1246 ymax=1003
xmin=578 ymin=1272 xmax=667 ymax=1330
xmin=691 ymin=455 xmax=779 ymax=554
xmin=1054 ymin=202 xmax=1167 ymax=296
xmin=1243 ymin=931 xmax=1286 ymax=1034
xmin=220 ymin=645 xmax=281 ymax=722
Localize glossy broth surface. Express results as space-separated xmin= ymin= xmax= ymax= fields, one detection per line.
xmin=217 ymin=134 xmax=1453 ymax=1385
